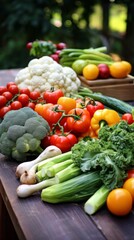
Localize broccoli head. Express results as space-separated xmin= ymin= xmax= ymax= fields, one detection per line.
xmin=0 ymin=107 xmax=50 ymax=161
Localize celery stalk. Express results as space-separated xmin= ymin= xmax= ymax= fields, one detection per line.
xmin=84 ymin=185 xmax=109 ymax=215
xmin=46 ymin=159 xmax=73 ymax=177
xmin=55 ymin=163 xmax=81 ymax=183
xmin=37 ymin=151 xmax=71 ymax=171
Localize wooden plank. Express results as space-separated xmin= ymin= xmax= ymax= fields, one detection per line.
xmin=0 ymin=156 xmax=105 ymax=240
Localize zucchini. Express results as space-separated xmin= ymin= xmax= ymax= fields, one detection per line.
xmin=78 ymin=87 xmax=134 ymax=114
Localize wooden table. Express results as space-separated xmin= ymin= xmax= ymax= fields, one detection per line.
xmin=1 ymin=155 xmax=134 ymax=240
xmin=0 ymin=69 xmax=134 ymax=240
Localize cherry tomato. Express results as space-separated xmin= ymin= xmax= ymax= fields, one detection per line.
xmin=41 ymin=135 xmax=51 ymax=149
xmin=67 ymin=108 xmax=91 ymax=133
xmin=2 ymin=91 xmax=13 ymax=101
xmin=0 ymin=86 xmax=8 ymax=95
xmin=0 ymin=105 xmax=11 ymax=118
xmin=86 ymin=100 xmax=104 ymax=118
xmin=17 ymin=94 xmax=29 ymax=106
xmin=8 ymin=85 xmax=19 ymax=95
xmin=20 ymin=88 xmax=31 ymax=96
xmin=126 ymin=169 xmax=134 ymax=179
xmin=30 ymin=91 xmax=41 ymax=101
xmin=43 ymin=89 xmax=64 ymax=104
xmin=26 ymin=102 xmax=35 ymax=110
xmin=26 ymin=42 xmax=32 ymax=49
xmin=106 ymin=188 xmax=133 ymax=216
xmin=42 ymin=104 xmax=64 ymax=127
xmin=0 ymin=96 xmax=7 ymax=108
xmin=50 ymin=132 xmax=77 ymax=152
xmin=6 ymin=82 xmax=16 ymax=89
xmin=122 ymin=113 xmax=134 ymax=124
xmin=10 ymin=101 xmax=22 ymax=110
xmin=57 ymin=97 xmax=76 ymax=113
xmin=123 ymin=178 xmax=134 ymax=202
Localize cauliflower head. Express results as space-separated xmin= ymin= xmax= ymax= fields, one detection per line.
xmin=15 ymin=56 xmax=81 ymax=96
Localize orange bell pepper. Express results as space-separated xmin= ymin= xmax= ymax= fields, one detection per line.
xmin=91 ymin=109 xmax=121 ymax=135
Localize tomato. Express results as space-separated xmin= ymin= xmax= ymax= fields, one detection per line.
xmin=10 ymin=101 xmax=22 ymax=110
xmin=34 ymin=103 xmax=53 ymax=116
xmin=0 ymin=105 xmax=11 ymax=118
xmin=86 ymin=100 xmax=104 ymax=117
xmin=66 ymin=108 xmax=91 ymax=133
xmin=106 ymin=188 xmax=133 ymax=216
xmin=109 ymin=61 xmax=132 ymax=79
xmin=2 ymin=91 xmax=13 ymax=101
xmin=123 ymin=178 xmax=134 ymax=202
xmin=26 ymin=102 xmax=35 ymax=110
xmin=126 ymin=169 xmax=134 ymax=179
xmin=17 ymin=94 xmax=29 ymax=106
xmin=0 ymin=86 xmax=7 ymax=95
xmin=0 ymin=96 xmax=7 ymax=108
xmin=26 ymin=42 xmax=32 ymax=49
xmin=20 ymin=88 xmax=31 ymax=96
xmin=29 ymin=91 xmax=41 ymax=100
xmin=42 ymin=104 xmax=64 ymax=127
xmin=8 ymin=85 xmax=19 ymax=95
xmin=6 ymin=82 xmax=16 ymax=89
xmin=122 ymin=113 xmax=134 ymax=124
xmin=41 ymin=135 xmax=51 ymax=149
xmin=43 ymin=89 xmax=64 ymax=104
xmin=50 ymin=132 xmax=77 ymax=152
xmin=57 ymin=97 xmax=76 ymax=113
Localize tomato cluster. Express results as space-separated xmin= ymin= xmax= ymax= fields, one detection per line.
xmin=0 ymin=82 xmax=44 ymax=118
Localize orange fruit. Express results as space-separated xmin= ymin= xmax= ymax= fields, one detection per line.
xmin=83 ymin=64 xmax=99 ymax=80
xmin=109 ymin=61 xmax=132 ymax=78
xmin=123 ymin=178 xmax=134 ymax=202
xmin=106 ymin=188 xmax=133 ymax=216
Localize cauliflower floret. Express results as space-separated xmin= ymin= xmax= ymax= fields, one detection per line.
xmin=28 ymin=64 xmax=45 ymax=76
xmin=15 ymin=67 xmax=31 ymax=84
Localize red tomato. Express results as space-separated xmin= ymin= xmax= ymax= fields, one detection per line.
xmin=29 ymin=91 xmax=41 ymax=101
xmin=17 ymin=94 xmax=29 ymax=106
xmin=126 ymin=169 xmax=134 ymax=179
xmin=41 ymin=135 xmax=51 ymax=149
xmin=42 ymin=104 xmax=64 ymax=127
xmin=122 ymin=113 xmax=134 ymax=124
xmin=6 ymin=82 xmax=16 ymax=89
xmin=0 ymin=106 xmax=11 ymax=118
xmin=66 ymin=108 xmax=91 ymax=133
xmin=0 ymin=96 xmax=7 ymax=108
xmin=86 ymin=100 xmax=104 ymax=118
xmin=0 ymin=86 xmax=8 ymax=95
xmin=26 ymin=102 xmax=35 ymax=110
xmin=10 ymin=101 xmax=22 ymax=110
xmin=2 ymin=91 xmax=13 ymax=101
xmin=8 ymin=85 xmax=19 ymax=95
xmin=50 ymin=132 xmax=77 ymax=152
xmin=20 ymin=88 xmax=31 ymax=96
xmin=43 ymin=89 xmax=64 ymax=104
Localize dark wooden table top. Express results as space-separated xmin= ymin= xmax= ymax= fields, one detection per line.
xmin=1 ymin=155 xmax=134 ymax=240
xmin=0 ymin=69 xmax=134 ymax=240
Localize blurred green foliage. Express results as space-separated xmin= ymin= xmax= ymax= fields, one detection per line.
xmin=0 ymin=0 xmax=134 ymax=71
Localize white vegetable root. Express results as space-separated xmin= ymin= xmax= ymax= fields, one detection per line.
xmin=15 ymin=145 xmax=62 ymax=178
xmin=17 ymin=178 xmax=56 ymax=198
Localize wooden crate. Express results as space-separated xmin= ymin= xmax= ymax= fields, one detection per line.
xmin=79 ymin=75 xmax=134 ymax=101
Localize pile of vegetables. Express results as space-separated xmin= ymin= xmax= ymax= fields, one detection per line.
xmin=16 ymin=120 xmax=134 ymax=217
xmin=15 ymin=56 xmax=81 ymax=96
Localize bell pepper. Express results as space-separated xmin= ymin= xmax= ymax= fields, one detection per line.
xmin=91 ymin=109 xmax=121 ymax=135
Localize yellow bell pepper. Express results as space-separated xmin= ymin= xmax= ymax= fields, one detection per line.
xmin=91 ymin=109 xmax=121 ymax=135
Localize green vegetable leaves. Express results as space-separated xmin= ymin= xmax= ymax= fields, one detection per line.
xmin=72 ymin=121 xmax=134 ymax=190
